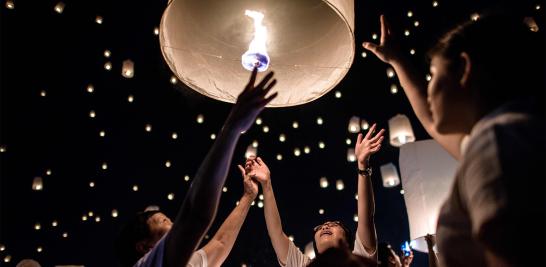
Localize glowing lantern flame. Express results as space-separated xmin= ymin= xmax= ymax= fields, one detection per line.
xmin=242 ymin=10 xmax=270 ymax=72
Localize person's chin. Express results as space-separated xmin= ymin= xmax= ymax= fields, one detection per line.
xmin=434 ymin=117 xmax=454 ymax=135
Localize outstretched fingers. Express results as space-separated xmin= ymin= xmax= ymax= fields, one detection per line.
xmin=255 ymin=71 xmax=275 ymax=91
xmin=245 ymin=67 xmax=258 ymax=91
xmin=369 ymin=129 xmax=385 ymax=143
xmin=380 ymin=15 xmax=388 ymax=44
xmin=357 ymin=133 xmax=363 ymax=145
xmin=364 ymin=123 xmax=377 ymax=140
xmin=238 ymin=164 xmax=247 ymax=177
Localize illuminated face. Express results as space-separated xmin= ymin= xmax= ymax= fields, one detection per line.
xmin=147 ymin=212 xmax=173 ymax=239
xmin=427 ymin=55 xmax=468 ymax=134
xmin=313 ymin=221 xmax=348 ymax=253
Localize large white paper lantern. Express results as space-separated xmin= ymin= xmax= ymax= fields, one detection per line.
xmin=380 ymin=163 xmax=400 ymax=188
xmin=159 ymin=0 xmax=355 ymax=107
xmin=399 ymin=139 xmax=458 ymax=252
xmin=388 ymin=114 xmax=415 ymax=147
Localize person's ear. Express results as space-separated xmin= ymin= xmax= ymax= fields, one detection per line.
xmin=459 ymin=52 xmax=472 ymax=88
xmin=136 ymin=240 xmax=150 ymax=255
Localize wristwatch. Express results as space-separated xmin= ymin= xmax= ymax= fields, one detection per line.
xmin=358 ymin=166 xmax=372 ymax=177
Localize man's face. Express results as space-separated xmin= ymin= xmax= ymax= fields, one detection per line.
xmin=427 ymin=55 xmax=467 ymax=134
xmin=313 ymin=221 xmax=348 ymax=253
xmin=147 ymin=212 xmax=173 ymax=239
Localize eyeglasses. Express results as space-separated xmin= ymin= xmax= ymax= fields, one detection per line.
xmin=313 ymin=221 xmax=341 ymax=232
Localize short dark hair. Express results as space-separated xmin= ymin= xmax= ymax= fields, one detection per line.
xmin=312 ymin=221 xmax=355 ymax=255
xmin=114 ymin=210 xmax=161 ymax=267
xmin=428 ymin=11 xmax=545 ymax=111
xmin=307 ymin=247 xmax=377 ymax=267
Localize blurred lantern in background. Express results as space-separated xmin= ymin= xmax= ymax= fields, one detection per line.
xmin=122 ymin=59 xmax=134 ymax=78
xmin=32 ymin=177 xmax=43 ymax=191
xmin=380 ymin=163 xmax=400 ymax=188
xmin=388 ymin=114 xmax=415 ymax=147
xmin=399 ymin=139 xmax=458 ymax=252
xmin=348 ymin=116 xmax=360 ymax=133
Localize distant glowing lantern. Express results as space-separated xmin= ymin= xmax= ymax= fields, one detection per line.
xmin=336 ymin=179 xmax=345 ymax=191
xmin=348 ymin=116 xmax=360 ymax=133
xmin=347 ymin=148 xmax=356 ymax=162
xmin=361 ymin=120 xmax=369 ymax=130
xmin=304 ymin=242 xmax=316 ymax=259
xmin=54 ymin=2 xmax=65 ymax=14
xmin=524 ymin=17 xmax=539 ymax=32
xmin=319 ymin=177 xmax=329 ymax=188
xmin=32 ymin=177 xmax=43 ymax=191
xmin=245 ymin=145 xmax=257 ymax=159
xmin=399 ymin=139 xmax=458 ymax=252
xmin=380 ymin=163 xmax=400 ymax=188
xmin=122 ymin=59 xmax=134 ymax=78
xmin=388 ymin=114 xmax=415 ymax=147
xmin=5 ymin=1 xmax=14 ymax=9
xmin=159 ymin=0 xmax=355 ymax=107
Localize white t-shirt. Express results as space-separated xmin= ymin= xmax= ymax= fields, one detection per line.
xmin=279 ymin=233 xmax=375 ymax=267
xmin=134 ymin=235 xmax=208 ymax=267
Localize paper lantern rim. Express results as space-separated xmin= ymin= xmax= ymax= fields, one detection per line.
xmin=159 ymin=0 xmax=355 ymax=107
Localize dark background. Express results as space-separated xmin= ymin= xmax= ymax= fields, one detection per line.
xmin=1 ymin=0 xmax=543 ymax=266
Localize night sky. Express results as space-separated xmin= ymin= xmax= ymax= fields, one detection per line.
xmin=1 ymin=0 xmax=543 ymax=266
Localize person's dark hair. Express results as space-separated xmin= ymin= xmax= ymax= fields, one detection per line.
xmin=377 ymin=242 xmax=393 ymax=267
xmin=307 ymin=247 xmax=377 ymax=267
xmin=114 ymin=210 xmax=161 ymax=267
xmin=428 ymin=11 xmax=545 ymax=112
xmin=312 ymin=221 xmax=355 ymax=255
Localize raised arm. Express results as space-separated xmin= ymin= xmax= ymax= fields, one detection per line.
xmin=355 ymin=123 xmax=384 ymax=257
xmin=251 ymin=157 xmax=291 ymax=265
xmin=425 ymin=234 xmax=439 ymax=267
xmin=362 ymin=15 xmax=464 ymax=160
xmin=164 ymin=68 xmax=277 ymax=267
xmin=201 ymin=165 xmax=259 ymax=267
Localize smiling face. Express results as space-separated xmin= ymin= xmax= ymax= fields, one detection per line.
xmin=313 ymin=221 xmax=349 ymax=254
xmin=147 ymin=212 xmax=173 ymax=240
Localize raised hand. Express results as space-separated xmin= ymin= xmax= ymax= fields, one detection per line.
xmin=238 ymin=163 xmax=258 ymax=200
xmin=402 ymin=250 xmax=414 ymax=267
xmin=226 ymin=67 xmax=278 ymax=133
xmin=362 ymin=15 xmax=403 ymax=64
xmin=244 ymin=156 xmax=271 ymax=185
xmin=355 ymin=123 xmax=385 ymax=168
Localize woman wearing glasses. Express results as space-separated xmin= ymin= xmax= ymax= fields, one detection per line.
xmin=243 ymin=124 xmax=384 ymax=267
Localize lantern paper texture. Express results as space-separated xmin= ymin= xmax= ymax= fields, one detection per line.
xmin=380 ymin=163 xmax=400 ymax=188
xmin=388 ymin=114 xmax=415 ymax=147
xmin=399 ymin=139 xmax=458 ymax=252
xmin=160 ymin=0 xmax=355 ymax=107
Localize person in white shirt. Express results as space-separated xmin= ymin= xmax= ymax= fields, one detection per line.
xmin=247 ymin=123 xmax=385 ymax=266
xmin=115 ymin=67 xmax=278 ymax=267
xmin=363 ymin=11 xmax=545 ymax=267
